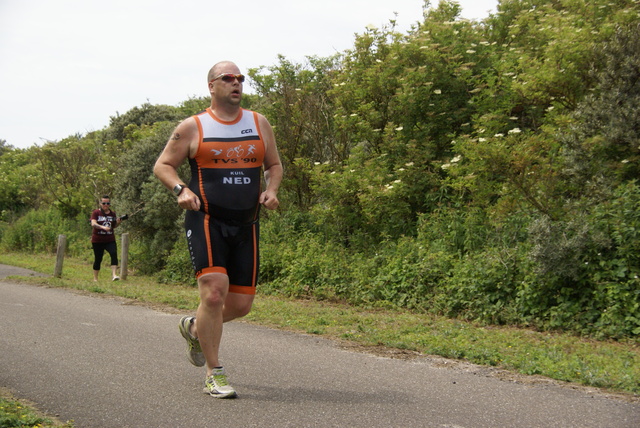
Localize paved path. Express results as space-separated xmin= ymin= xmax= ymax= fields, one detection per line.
xmin=1 ymin=264 xmax=638 ymax=427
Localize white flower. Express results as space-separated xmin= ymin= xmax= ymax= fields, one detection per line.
xmin=451 ymin=155 xmax=462 ymax=163
xmin=466 ymin=50 xmax=476 ymax=54
xmin=395 ymin=126 xmax=404 ymax=131
xmin=434 ymin=89 xmax=442 ymax=94
xmin=350 ymin=113 xmax=358 ymax=117
xmin=479 ymin=138 xmax=487 ymax=142
xmin=508 ymin=128 xmax=522 ymax=134
xmin=405 ymin=162 xmax=414 ymax=167
xmin=494 ymin=133 xmax=504 ymax=138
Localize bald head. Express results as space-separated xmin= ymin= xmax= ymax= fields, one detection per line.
xmin=207 ymin=61 xmax=238 ymax=83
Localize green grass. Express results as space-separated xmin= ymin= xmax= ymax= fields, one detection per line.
xmin=0 ymin=392 xmax=73 ymax=428
xmin=2 ymin=252 xmax=639 ymax=403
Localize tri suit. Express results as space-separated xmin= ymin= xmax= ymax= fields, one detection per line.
xmin=185 ymin=107 xmax=266 ymax=294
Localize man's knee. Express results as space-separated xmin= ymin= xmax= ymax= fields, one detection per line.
xmin=224 ymin=294 xmax=254 ymax=320
xmin=230 ymin=301 xmax=252 ymax=318
xmin=198 ymin=273 xmax=229 ymax=309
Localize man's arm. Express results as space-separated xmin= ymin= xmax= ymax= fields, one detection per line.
xmin=91 ymin=218 xmax=106 ymax=231
xmin=153 ymin=118 xmax=201 ymax=211
xmin=257 ymin=114 xmax=283 ymax=210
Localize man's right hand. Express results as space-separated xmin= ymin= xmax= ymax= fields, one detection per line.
xmin=178 ymin=188 xmax=201 ymax=211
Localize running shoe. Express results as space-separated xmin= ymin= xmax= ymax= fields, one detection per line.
xmin=178 ymin=316 xmax=205 ymax=367
xmin=203 ymin=367 xmax=237 ymax=398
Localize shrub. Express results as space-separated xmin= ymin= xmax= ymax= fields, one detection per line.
xmin=522 ymin=182 xmax=640 ymax=338
xmin=436 ymin=246 xmax=528 ymax=325
xmin=158 ymin=237 xmax=196 ymax=286
xmin=0 ymin=208 xmax=88 ymax=257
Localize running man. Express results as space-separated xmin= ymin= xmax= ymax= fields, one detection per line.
xmin=154 ymin=61 xmax=283 ymax=398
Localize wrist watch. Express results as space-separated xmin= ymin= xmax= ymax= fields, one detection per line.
xmin=173 ymin=184 xmax=185 ymax=196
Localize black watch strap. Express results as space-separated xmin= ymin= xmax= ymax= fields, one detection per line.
xmin=173 ymin=184 xmax=185 ymax=196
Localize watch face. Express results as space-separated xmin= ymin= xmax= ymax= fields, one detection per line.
xmin=174 ymin=184 xmax=183 ymax=195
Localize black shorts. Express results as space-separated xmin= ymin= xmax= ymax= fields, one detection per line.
xmin=92 ymin=241 xmax=118 ymax=271
xmin=184 ymin=210 xmax=259 ymax=295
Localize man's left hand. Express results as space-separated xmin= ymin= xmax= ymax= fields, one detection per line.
xmin=259 ymin=190 xmax=279 ymax=210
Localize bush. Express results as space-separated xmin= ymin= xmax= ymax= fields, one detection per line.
xmin=0 ymin=208 xmax=89 ymax=257
xmin=354 ymin=237 xmax=454 ymax=311
xmin=158 ymin=237 xmax=196 ymax=286
xmin=435 ymin=246 xmax=528 ymax=325
xmin=261 ymin=231 xmax=353 ymax=301
xmin=521 ymin=182 xmax=640 ymax=338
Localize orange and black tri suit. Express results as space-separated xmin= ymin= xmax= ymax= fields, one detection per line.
xmin=184 ymin=107 xmax=265 ymax=294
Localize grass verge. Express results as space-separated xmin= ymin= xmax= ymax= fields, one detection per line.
xmin=1 ymin=252 xmax=638 ymax=404
xmin=0 ymin=388 xmax=73 ymax=428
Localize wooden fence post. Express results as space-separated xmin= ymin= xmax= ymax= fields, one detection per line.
xmin=54 ymin=234 xmax=66 ymax=278
xmin=120 ymin=233 xmax=129 ymax=280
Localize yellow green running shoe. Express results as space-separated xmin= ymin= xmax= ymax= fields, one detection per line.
xmin=203 ymin=367 xmax=237 ymax=398
xmin=178 ymin=316 xmax=205 ymax=367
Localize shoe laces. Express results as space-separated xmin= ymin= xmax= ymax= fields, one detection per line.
xmin=187 ymin=338 xmax=200 ymax=350
xmin=209 ymin=373 xmax=229 ymax=387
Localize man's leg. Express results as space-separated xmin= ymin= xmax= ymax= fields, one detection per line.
xmin=222 ymin=292 xmax=255 ymax=322
xmin=195 ymin=272 xmax=228 ymax=373
xmin=193 ymin=273 xmax=255 ymax=374
xmin=106 ymin=242 xmax=119 ymax=280
xmin=92 ymin=243 xmax=103 ymax=281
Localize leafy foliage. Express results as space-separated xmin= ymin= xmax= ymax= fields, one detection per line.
xmin=1 ymin=0 xmax=639 ymax=339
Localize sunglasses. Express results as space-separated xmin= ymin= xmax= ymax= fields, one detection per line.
xmin=101 ymin=202 xmax=111 ymax=205
xmin=210 ymin=73 xmax=245 ymax=83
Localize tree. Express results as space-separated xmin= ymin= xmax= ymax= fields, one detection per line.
xmin=34 ymin=135 xmax=100 ymax=217
xmin=562 ymin=22 xmax=640 ymax=187
xmin=249 ymin=55 xmax=341 ymax=208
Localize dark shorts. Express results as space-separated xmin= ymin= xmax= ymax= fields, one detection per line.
xmin=184 ymin=210 xmax=259 ymax=295
xmin=92 ymin=241 xmax=118 ymax=271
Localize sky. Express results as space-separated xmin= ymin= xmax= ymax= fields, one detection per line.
xmin=0 ymin=0 xmax=498 ymax=149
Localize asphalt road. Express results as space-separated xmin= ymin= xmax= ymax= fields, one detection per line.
xmin=1 ymin=264 xmax=638 ymax=428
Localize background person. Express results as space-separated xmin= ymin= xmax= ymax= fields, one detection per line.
xmin=90 ymin=195 xmax=122 ymax=281
xmin=154 ymin=60 xmax=283 ymax=398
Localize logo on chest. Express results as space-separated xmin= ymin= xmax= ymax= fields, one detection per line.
xmin=209 ymin=143 xmax=259 ymax=165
